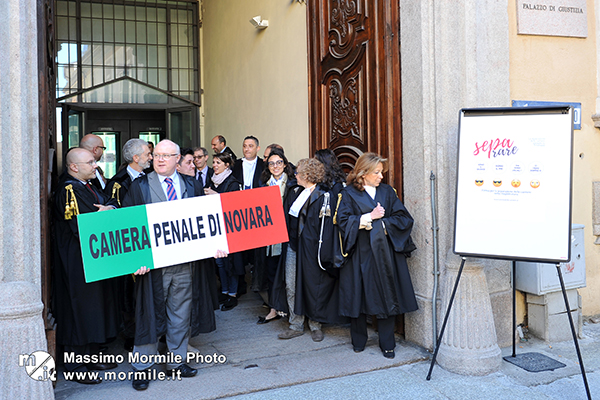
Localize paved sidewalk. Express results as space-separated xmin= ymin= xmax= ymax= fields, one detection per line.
xmin=54 ymin=291 xmax=599 ymax=400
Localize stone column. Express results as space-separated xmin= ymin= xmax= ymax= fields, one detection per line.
xmin=0 ymin=0 xmax=53 ymax=398
xmin=401 ymin=0 xmax=512 ymax=353
xmin=436 ymin=252 xmax=502 ymax=375
xmin=0 ymin=283 xmax=53 ymax=398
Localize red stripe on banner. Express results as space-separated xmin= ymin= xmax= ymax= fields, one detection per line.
xmin=219 ymin=186 xmax=289 ymax=253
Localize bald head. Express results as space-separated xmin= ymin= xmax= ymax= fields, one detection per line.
xmin=153 ymin=140 xmax=181 ymax=177
xmin=80 ymin=134 xmax=105 ymax=161
xmin=67 ymin=148 xmax=97 ymax=181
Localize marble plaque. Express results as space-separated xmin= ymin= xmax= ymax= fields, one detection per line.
xmin=516 ymin=0 xmax=587 ymax=38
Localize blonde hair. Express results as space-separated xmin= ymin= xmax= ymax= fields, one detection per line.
xmin=346 ymin=152 xmax=388 ymax=191
xmin=296 ymin=158 xmax=325 ymax=184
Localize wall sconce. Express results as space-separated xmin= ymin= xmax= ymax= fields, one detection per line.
xmin=250 ymin=16 xmax=269 ymax=29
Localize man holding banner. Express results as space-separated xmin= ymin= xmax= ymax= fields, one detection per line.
xmin=123 ymin=139 xmax=219 ymax=391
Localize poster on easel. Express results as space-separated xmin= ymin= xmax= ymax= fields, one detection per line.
xmin=453 ymin=106 xmax=574 ymax=263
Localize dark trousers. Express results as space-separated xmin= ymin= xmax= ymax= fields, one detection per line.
xmin=64 ymin=343 xmax=100 ymax=372
xmin=350 ymin=314 xmax=396 ymax=351
xmin=122 ymin=275 xmax=136 ymax=339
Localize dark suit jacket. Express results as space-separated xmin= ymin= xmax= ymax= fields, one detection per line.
xmin=232 ymin=157 xmax=265 ymax=190
xmin=196 ymin=166 xmax=214 ymax=189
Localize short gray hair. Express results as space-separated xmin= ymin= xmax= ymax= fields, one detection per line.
xmin=122 ymin=138 xmax=149 ymax=164
xmin=193 ymin=146 xmax=208 ymax=156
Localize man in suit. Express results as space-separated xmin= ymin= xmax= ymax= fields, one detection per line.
xmin=231 ymin=136 xmax=265 ymax=295
xmin=232 ymin=135 xmax=264 ymax=190
xmin=52 ymin=148 xmax=120 ymax=384
xmin=211 ymin=135 xmax=237 ymax=162
xmin=123 ymin=140 xmax=221 ymax=391
xmin=105 ymin=138 xmax=152 ymax=351
xmin=193 ymin=146 xmax=213 ymax=188
xmin=80 ymin=134 xmax=107 ymax=190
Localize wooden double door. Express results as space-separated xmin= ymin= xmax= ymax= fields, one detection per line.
xmin=307 ymin=0 xmax=403 ymax=194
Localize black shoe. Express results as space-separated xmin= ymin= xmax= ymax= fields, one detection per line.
xmin=257 ymin=315 xmax=281 ymax=324
xmin=73 ymin=373 xmax=102 ymax=385
xmin=167 ymin=363 xmax=197 ymax=378
xmin=382 ymin=349 xmax=395 ymax=359
xmin=124 ymin=337 xmax=134 ymax=352
xmin=87 ymin=362 xmax=118 ymax=371
xmin=353 ymin=347 xmax=365 ymax=353
xmin=132 ymin=377 xmax=150 ymax=391
xmin=131 ymin=369 xmax=151 ymax=390
xmin=221 ymin=296 xmax=238 ymax=311
xmin=218 ymin=292 xmax=229 ymax=304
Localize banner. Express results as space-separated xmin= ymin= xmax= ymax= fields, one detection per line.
xmin=78 ymin=186 xmax=288 ymax=282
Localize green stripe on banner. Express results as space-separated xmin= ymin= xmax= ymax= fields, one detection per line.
xmin=78 ymin=204 xmax=154 ymax=282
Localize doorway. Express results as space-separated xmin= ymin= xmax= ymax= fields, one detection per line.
xmin=58 ymin=106 xmax=199 ymax=179
xmin=86 ymin=109 xmax=165 ymax=179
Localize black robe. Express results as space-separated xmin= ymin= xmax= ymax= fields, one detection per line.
xmin=104 ymin=167 xmax=142 ymax=337
xmin=232 ymin=157 xmax=265 ymax=189
xmin=271 ymin=183 xmax=344 ymax=324
xmin=221 ymin=146 xmax=237 ymax=162
xmin=105 ymin=166 xmax=133 ymax=206
xmin=294 ymin=185 xmax=345 ymax=324
xmin=337 ymin=183 xmax=418 ymax=319
xmin=122 ymin=173 xmax=218 ymax=346
xmin=52 ymin=176 xmax=120 ymax=346
xmin=210 ymin=171 xmax=241 ymax=194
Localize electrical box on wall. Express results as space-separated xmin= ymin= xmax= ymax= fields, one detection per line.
xmin=515 ymin=224 xmax=586 ymax=295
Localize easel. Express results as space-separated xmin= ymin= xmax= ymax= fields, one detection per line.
xmin=425 ymin=257 xmax=592 ymax=400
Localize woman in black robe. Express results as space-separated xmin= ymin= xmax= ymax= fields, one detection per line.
xmin=336 ymin=152 xmax=418 ymax=359
xmin=275 ymin=158 xmax=341 ymax=342
xmin=315 ymin=148 xmax=346 ymax=197
xmin=205 ymin=152 xmax=242 ymax=311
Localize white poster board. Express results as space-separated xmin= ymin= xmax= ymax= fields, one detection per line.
xmin=453 ymin=107 xmax=573 ymax=263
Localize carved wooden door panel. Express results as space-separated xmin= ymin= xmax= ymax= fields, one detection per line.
xmin=307 ymin=0 xmax=403 ymax=194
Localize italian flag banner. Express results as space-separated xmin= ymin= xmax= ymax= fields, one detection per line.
xmin=77 ymin=186 xmax=288 ymax=282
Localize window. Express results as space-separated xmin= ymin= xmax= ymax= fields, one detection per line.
xmin=55 ymin=0 xmax=199 ymax=103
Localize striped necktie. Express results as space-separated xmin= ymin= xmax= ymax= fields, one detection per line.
xmin=164 ymin=177 xmax=178 ymax=201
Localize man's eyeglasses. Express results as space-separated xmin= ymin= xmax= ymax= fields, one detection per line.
xmin=74 ymin=160 xmax=97 ymax=166
xmin=268 ymin=160 xmax=284 ymax=167
xmin=153 ymin=153 xmax=178 ymax=160
xmin=193 ymin=155 xmax=207 ymax=160
xmin=96 ymin=146 xmax=107 ymax=150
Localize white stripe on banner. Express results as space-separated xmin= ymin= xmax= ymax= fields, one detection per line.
xmin=145 ymin=195 xmax=228 ymax=268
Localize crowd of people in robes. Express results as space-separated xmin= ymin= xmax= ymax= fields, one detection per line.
xmin=51 ymin=133 xmax=418 ymax=390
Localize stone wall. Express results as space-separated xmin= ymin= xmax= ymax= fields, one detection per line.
xmin=401 ymin=0 xmax=512 ymax=371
